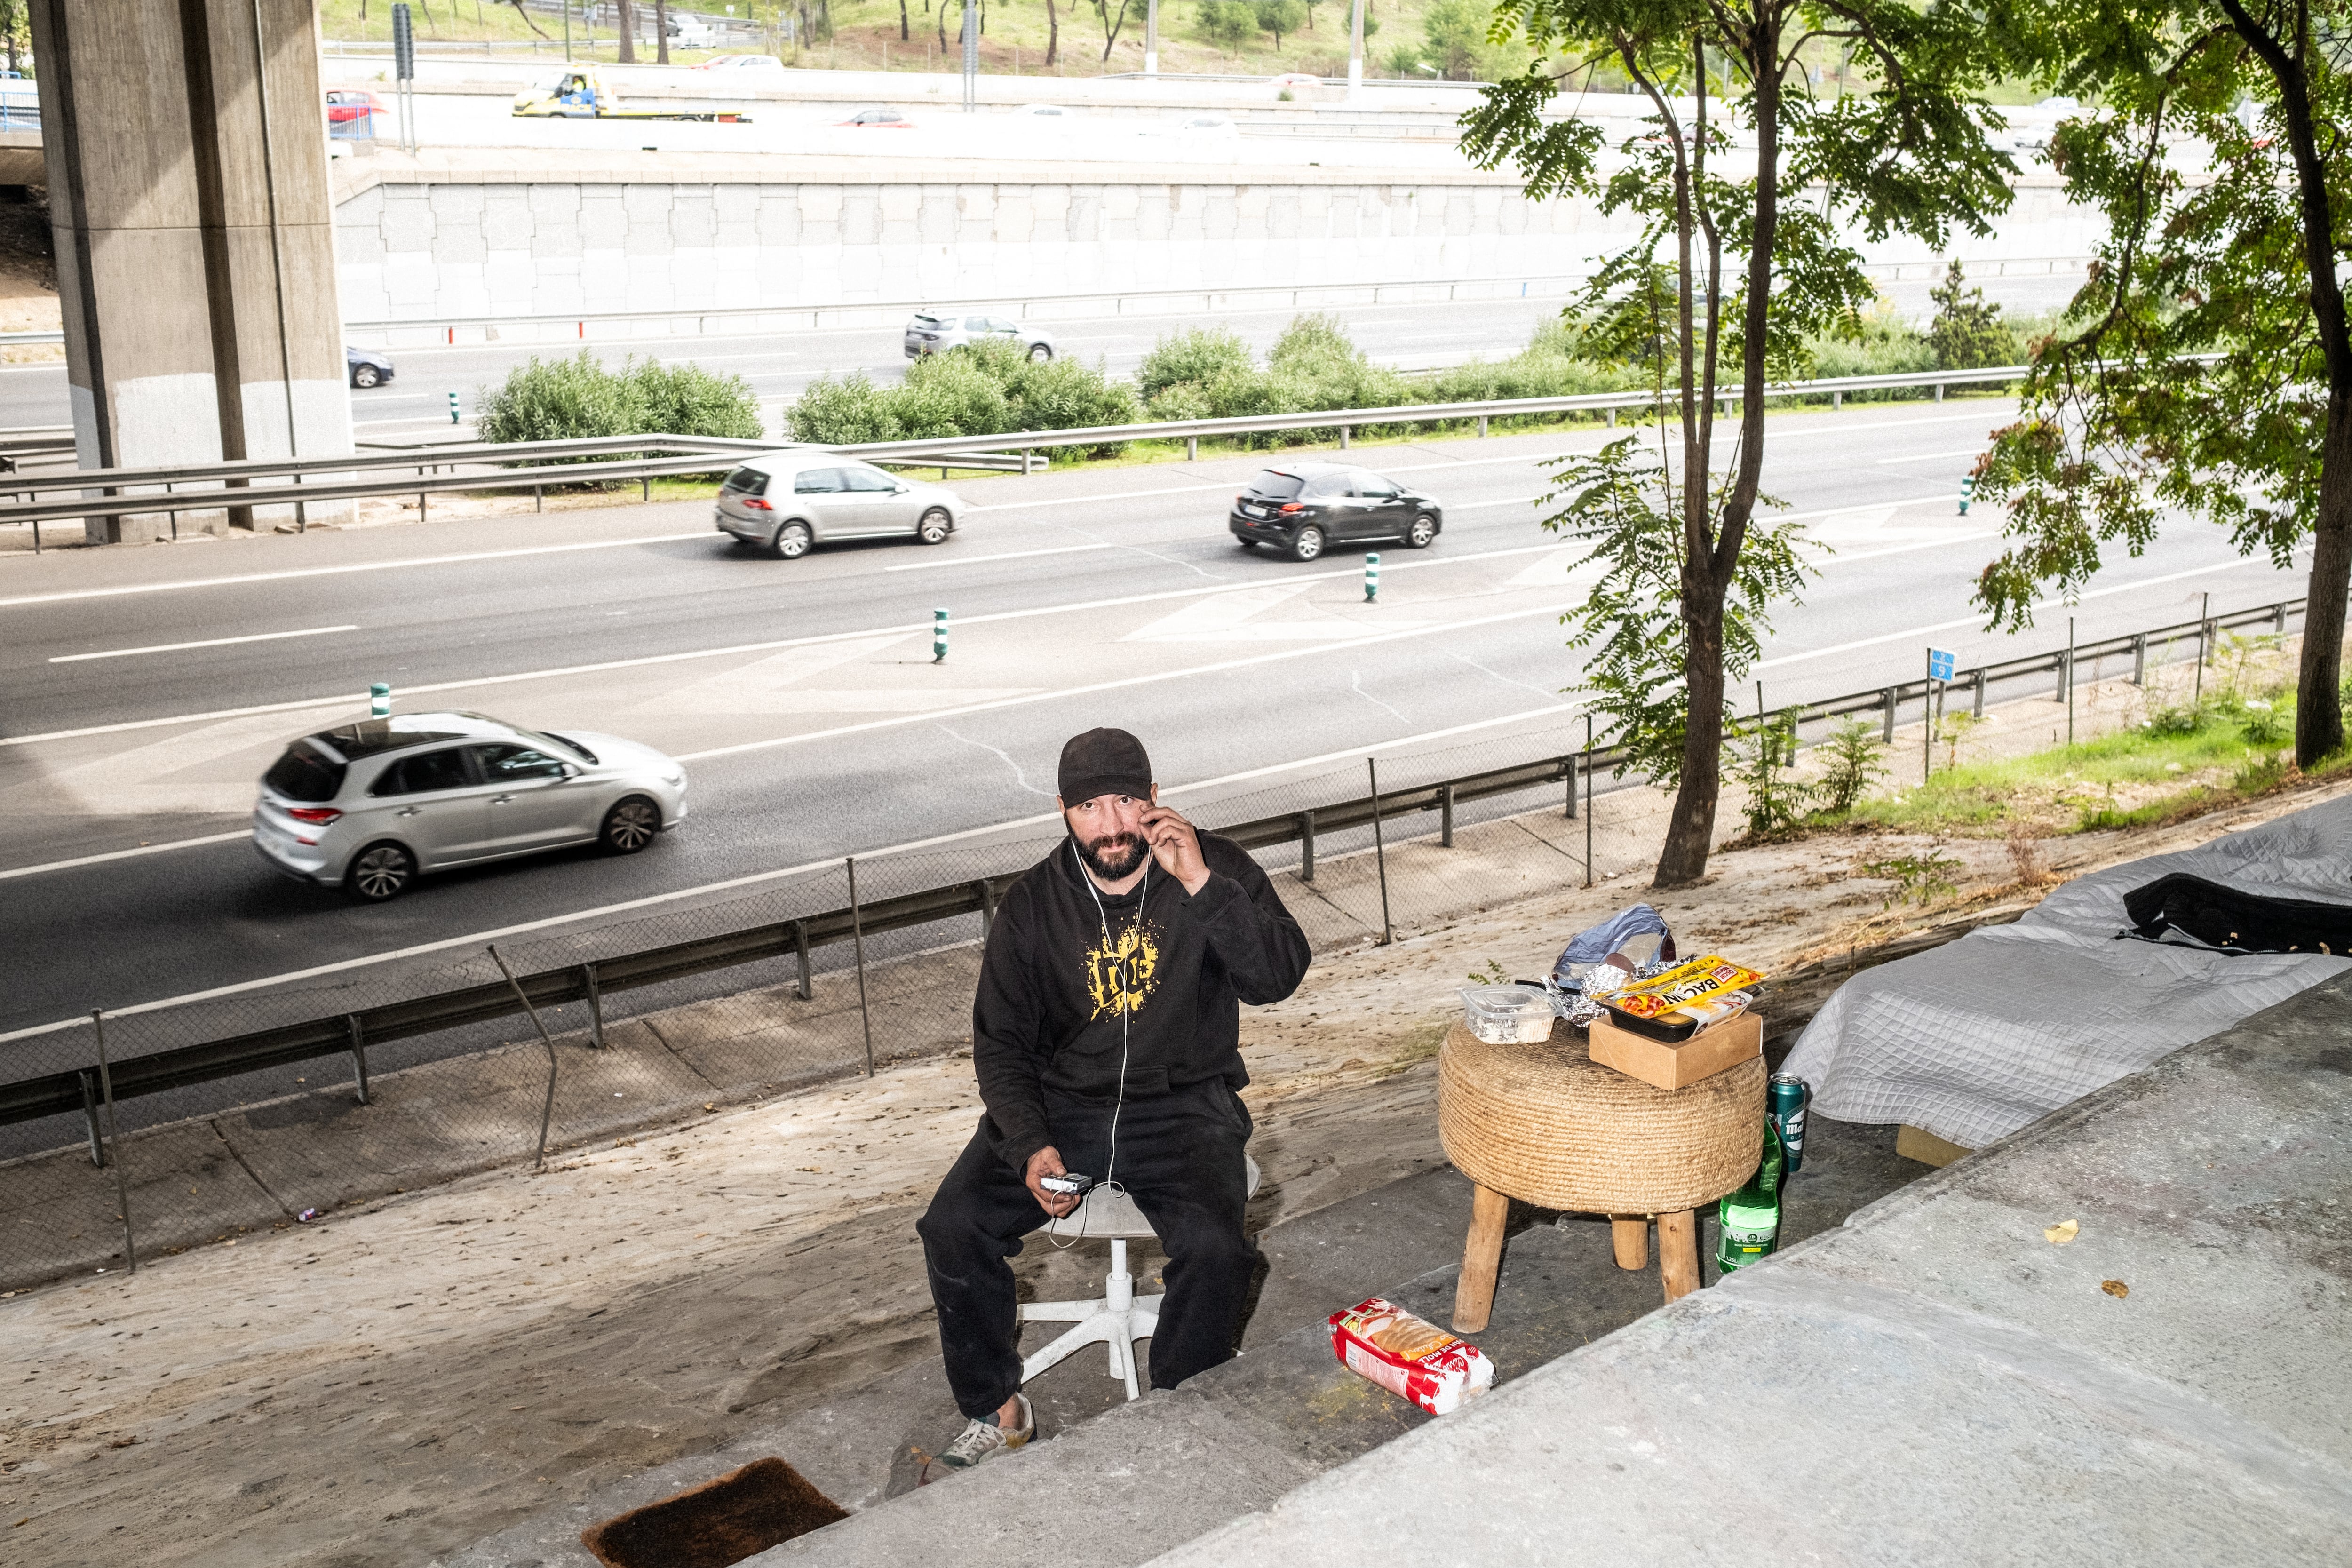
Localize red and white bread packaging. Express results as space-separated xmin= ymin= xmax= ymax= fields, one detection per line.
xmin=1327 ymin=1297 xmax=1494 ymax=1416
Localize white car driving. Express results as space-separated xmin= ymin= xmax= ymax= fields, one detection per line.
xmin=253 ymin=712 xmax=688 ymax=902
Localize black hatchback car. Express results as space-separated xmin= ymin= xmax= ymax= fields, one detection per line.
xmin=1228 ymin=462 xmax=1443 ymax=562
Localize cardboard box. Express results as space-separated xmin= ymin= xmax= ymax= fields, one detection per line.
xmin=1588 ymin=1009 xmax=1761 ymax=1090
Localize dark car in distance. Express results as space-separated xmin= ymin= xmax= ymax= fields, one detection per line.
xmin=346 ymin=345 xmax=396 ymax=389
xmin=1228 ymin=462 xmax=1443 ymax=562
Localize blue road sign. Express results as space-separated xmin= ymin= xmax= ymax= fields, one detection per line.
xmin=1928 ymin=648 xmax=1956 ymax=682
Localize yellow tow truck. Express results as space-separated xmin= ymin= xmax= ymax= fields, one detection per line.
xmin=511 ymin=70 xmax=752 ymax=122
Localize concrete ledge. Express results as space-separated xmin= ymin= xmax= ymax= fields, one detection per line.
xmin=1152 ymin=971 xmax=2352 ymax=1567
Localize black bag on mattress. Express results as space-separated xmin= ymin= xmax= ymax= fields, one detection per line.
xmin=2122 ymin=872 xmax=2352 ymax=954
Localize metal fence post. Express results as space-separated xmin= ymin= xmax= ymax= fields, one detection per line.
xmin=2274 ymin=601 xmax=2287 ymax=635
xmin=347 ymin=1014 xmax=370 ymax=1104
xmin=2066 ymin=617 xmax=2076 ymax=746
xmin=1367 ymin=758 xmax=1393 ymax=946
xmin=1583 ymin=713 xmax=1595 ymax=888
xmin=1972 ymin=667 xmax=1986 ymax=718
xmin=793 ymin=920 xmax=813 ymax=1002
xmin=581 ymin=963 xmax=604 ymax=1050
xmin=2131 ymin=632 xmax=2147 ymax=685
xmin=90 ymin=1011 xmax=135 ymax=1274
xmin=1439 ymin=782 xmax=1455 ymax=847
xmin=976 ymin=877 xmax=998 ymax=940
xmin=78 ymin=1068 xmax=103 ymax=1167
xmin=1339 ymin=425 xmax=1351 ymax=450
xmin=1564 ymin=754 xmax=1577 ymax=818
xmin=488 ymin=947 xmax=561 ymax=1170
xmin=1881 ymin=686 xmax=1897 ymax=743
xmin=1298 ymin=809 xmax=1316 ymax=882
xmin=847 ymin=857 xmax=875 ymax=1076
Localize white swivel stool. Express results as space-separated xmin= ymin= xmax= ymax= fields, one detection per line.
xmin=1017 ymin=1154 xmax=1261 ymax=1402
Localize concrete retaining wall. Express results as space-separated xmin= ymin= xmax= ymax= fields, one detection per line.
xmin=329 ymin=151 xmax=2105 ymax=330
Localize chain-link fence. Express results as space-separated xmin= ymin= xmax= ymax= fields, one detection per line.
xmin=0 ymin=593 xmax=2312 ymax=1292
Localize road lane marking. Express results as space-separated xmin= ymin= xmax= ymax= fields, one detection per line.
xmin=0 ymin=701 xmax=1583 ymax=1039
xmin=48 ymin=624 xmax=359 ymax=663
xmin=0 ymin=499 xmax=1975 ymax=750
xmin=884 ymin=542 xmax=1117 ymax=571
xmin=1873 ymin=448 xmax=1996 ymax=463
xmin=0 ymin=533 xmax=712 ymax=609
xmin=0 ymin=831 xmax=250 ymax=881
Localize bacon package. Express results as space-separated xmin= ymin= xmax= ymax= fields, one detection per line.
xmin=1598 ymin=954 xmax=1767 ymax=1042
xmin=1327 ymin=1297 xmax=1494 ymax=1415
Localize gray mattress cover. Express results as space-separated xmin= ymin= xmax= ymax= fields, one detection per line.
xmin=1782 ymin=794 xmax=2352 ymax=1148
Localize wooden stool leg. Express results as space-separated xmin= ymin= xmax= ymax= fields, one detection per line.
xmin=1610 ymin=1215 xmax=1649 ymax=1271
xmin=1658 ymin=1209 xmax=1700 ymax=1303
xmin=1451 ymin=1184 xmax=1510 ymax=1333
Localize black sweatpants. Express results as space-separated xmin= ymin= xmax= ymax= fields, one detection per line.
xmin=917 ymin=1078 xmax=1259 ymax=1420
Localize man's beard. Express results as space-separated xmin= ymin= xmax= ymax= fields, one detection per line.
xmin=1073 ymin=828 xmax=1149 ymax=881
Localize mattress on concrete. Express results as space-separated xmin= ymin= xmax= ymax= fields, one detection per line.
xmin=1782 ymin=792 xmax=2352 ymax=1149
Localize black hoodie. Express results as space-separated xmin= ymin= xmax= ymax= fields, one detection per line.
xmin=970 ymin=831 xmax=1312 ymax=1177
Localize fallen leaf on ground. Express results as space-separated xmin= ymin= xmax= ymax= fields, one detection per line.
xmin=2044 ymin=1219 xmax=2079 ymax=1244
xmin=2101 ymin=1279 xmax=2129 ymax=1299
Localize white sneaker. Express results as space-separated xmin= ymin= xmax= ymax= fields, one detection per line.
xmin=936 ymin=1392 xmax=1034 ymax=1471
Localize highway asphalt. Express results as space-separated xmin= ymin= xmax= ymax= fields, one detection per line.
xmin=0 ymin=398 xmax=2295 ymax=1049
xmin=0 ymin=280 xmax=2090 ymax=442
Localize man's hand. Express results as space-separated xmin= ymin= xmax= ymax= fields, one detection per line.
xmin=1025 ymin=1146 xmax=1081 ymax=1218
xmin=1139 ymin=805 xmax=1211 ymax=895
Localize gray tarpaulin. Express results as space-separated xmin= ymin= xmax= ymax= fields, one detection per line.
xmin=1783 ymin=794 xmax=2352 ymax=1148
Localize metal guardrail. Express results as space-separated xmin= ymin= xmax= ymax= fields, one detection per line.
xmin=0 ymin=593 xmax=2305 ymax=1143
xmin=0 ymin=365 xmax=2031 ymax=544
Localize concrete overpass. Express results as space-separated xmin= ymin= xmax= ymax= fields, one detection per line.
xmin=29 ymin=0 xmax=352 ymax=542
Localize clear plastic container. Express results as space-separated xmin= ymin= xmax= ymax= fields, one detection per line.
xmin=1458 ymin=984 xmax=1556 ymax=1045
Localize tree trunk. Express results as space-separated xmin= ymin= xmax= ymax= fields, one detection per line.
xmin=2301 ymin=401 xmax=2352 ymax=764
xmin=1655 ymin=8 xmax=1781 ymax=889
xmin=2245 ymin=20 xmax=2352 ymax=766
xmin=656 ymin=0 xmax=670 ymax=63
xmin=900 ymin=0 xmax=910 ymax=40
xmin=617 ymin=0 xmax=636 ymax=61
xmin=1044 ymin=0 xmax=1057 ymax=64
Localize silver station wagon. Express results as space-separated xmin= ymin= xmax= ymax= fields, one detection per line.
xmin=713 ymin=455 xmax=963 ymax=559
xmin=252 ymin=711 xmax=689 ymax=902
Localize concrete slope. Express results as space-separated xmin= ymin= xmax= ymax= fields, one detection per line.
xmin=1153 ymin=971 xmax=2352 ymax=1567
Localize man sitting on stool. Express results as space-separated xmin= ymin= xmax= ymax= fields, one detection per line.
xmin=919 ymin=726 xmax=1313 ymax=1470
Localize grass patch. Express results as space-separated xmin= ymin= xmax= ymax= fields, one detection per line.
xmin=1843 ymin=700 xmax=2314 ymax=836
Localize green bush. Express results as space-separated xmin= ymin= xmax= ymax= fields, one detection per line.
xmin=1928 ymin=261 xmax=2020 ymax=371
xmin=784 ymin=342 xmax=1138 ymax=454
xmin=891 ymin=352 xmax=1013 ymax=440
xmin=477 ymin=352 xmax=765 ymax=484
xmin=1196 ymin=0 xmax=1256 ymax=51
xmin=1138 ymin=327 xmax=1254 ymax=402
xmin=787 ymin=373 xmax=901 ymax=444
xmin=476 ymin=350 xmax=646 ymax=444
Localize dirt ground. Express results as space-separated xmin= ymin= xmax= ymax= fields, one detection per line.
xmin=5 ymin=763 xmax=2350 ymax=1566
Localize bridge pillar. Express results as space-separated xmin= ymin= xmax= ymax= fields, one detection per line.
xmin=31 ymin=0 xmax=352 ymax=542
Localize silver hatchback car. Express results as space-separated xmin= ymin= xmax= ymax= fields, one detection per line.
xmin=903 ymin=311 xmax=1057 ymax=361
xmin=252 ymin=711 xmax=689 ymax=902
xmin=714 ymin=454 xmax=963 ymax=558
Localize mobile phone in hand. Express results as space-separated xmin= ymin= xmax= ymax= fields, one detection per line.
xmin=1039 ymin=1172 xmax=1095 ymax=1198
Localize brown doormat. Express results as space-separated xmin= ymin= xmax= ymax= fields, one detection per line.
xmin=580 ymin=1457 xmax=849 ymax=1568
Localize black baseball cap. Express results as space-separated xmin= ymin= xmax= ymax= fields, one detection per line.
xmin=1058 ymin=728 xmax=1153 ymax=805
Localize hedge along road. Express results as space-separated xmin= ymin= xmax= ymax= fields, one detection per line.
xmin=0 ymin=401 xmax=2287 ymax=1036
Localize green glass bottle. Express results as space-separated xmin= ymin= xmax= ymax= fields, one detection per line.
xmin=1714 ymin=1116 xmax=1787 ymax=1274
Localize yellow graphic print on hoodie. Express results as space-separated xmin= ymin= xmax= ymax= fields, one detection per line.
xmin=1083 ymin=921 xmax=1162 ymax=1021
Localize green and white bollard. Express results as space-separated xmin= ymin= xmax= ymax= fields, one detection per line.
xmin=1364 ymin=553 xmax=1379 ymax=604
xmin=933 ymin=607 xmax=948 ymax=664
xmin=370 ymin=682 xmax=392 ymax=717
xmin=1958 ymin=473 xmax=1976 ymax=515
xmin=447 ymin=390 xmax=461 ymax=425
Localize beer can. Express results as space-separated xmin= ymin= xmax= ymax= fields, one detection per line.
xmin=1768 ymin=1073 xmax=1810 ymax=1174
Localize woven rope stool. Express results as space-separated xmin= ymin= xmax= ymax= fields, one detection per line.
xmin=1438 ymin=1019 xmax=1764 ymax=1331
xmin=1017 ymin=1155 xmax=1261 ymax=1401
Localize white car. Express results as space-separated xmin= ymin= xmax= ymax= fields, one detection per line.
xmin=903 ymin=310 xmax=1057 ymax=361
xmin=694 ymin=53 xmax=787 ymax=73
xmin=714 ymin=453 xmax=964 ymax=557
xmin=253 ymin=712 xmax=688 ymax=902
